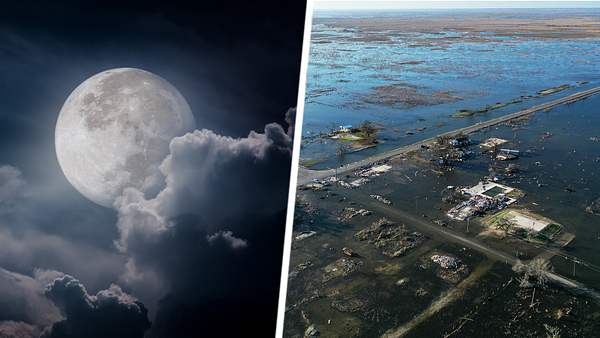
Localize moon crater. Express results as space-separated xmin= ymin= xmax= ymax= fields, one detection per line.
xmin=55 ymin=68 xmax=196 ymax=207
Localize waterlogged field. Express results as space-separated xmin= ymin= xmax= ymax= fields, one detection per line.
xmin=286 ymin=8 xmax=600 ymax=338
xmin=300 ymin=9 xmax=600 ymax=169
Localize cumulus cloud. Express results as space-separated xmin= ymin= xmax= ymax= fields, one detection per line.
xmin=0 ymin=267 xmax=148 ymax=338
xmin=207 ymin=230 xmax=248 ymax=250
xmin=42 ymin=275 xmax=150 ymax=338
xmin=285 ymin=107 xmax=296 ymax=137
xmin=112 ymin=113 xmax=294 ymax=336
xmin=115 ymin=118 xmax=292 ymax=259
xmin=0 ymin=268 xmax=61 ymax=338
xmin=0 ymin=229 xmax=126 ymax=294
xmin=0 ymin=109 xmax=295 ymax=337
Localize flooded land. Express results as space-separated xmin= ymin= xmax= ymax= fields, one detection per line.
xmin=285 ymin=8 xmax=600 ymax=338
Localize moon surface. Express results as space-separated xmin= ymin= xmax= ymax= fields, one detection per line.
xmin=55 ymin=68 xmax=196 ymax=207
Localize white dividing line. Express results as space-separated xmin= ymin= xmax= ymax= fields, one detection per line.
xmin=275 ymin=1 xmax=314 ymax=337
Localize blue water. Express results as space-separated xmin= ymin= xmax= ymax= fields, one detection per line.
xmin=301 ymin=9 xmax=600 ymax=169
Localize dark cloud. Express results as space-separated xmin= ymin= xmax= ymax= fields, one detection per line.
xmin=42 ymin=275 xmax=150 ymax=338
xmin=285 ymin=107 xmax=297 ymax=138
xmin=114 ymin=118 xmax=293 ymax=336
xmin=0 ymin=321 xmax=39 ymax=338
xmin=0 ymin=268 xmax=61 ymax=336
xmin=0 ymin=1 xmax=304 ymax=336
xmin=0 ymin=165 xmax=125 ymax=292
xmin=0 ymin=267 xmax=149 ymax=338
xmin=0 ymin=166 xmax=26 ymax=210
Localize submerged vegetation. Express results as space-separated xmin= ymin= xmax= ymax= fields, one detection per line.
xmin=452 ymin=84 xmax=575 ymax=118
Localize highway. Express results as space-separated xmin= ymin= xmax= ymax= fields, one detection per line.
xmin=298 ymin=86 xmax=600 ymax=185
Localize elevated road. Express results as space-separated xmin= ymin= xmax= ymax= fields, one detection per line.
xmin=298 ymin=86 xmax=600 ymax=185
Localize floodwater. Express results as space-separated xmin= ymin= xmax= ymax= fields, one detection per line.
xmin=286 ymin=8 xmax=600 ymax=338
xmin=300 ymin=9 xmax=600 ymax=170
xmin=285 ymin=94 xmax=600 ymax=338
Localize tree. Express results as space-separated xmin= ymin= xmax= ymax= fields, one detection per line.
xmin=544 ymin=324 xmax=561 ymax=338
xmin=359 ymin=120 xmax=377 ymax=138
xmin=513 ymin=258 xmax=551 ymax=289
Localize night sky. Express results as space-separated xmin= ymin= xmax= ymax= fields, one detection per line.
xmin=0 ymin=1 xmax=305 ymax=337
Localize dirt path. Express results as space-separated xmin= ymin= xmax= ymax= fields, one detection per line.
xmin=382 ymin=260 xmax=496 ymax=338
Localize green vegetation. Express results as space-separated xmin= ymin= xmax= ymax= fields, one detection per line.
xmin=534 ymin=223 xmax=562 ymax=242
xmin=300 ymin=158 xmax=326 ymax=168
xmin=329 ymin=120 xmax=380 ymax=151
xmin=538 ymin=84 xmax=571 ymax=96
xmin=452 ymin=84 xmax=574 ymax=118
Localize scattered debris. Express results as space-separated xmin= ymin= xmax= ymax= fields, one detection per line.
xmin=542 ymin=131 xmax=553 ymax=139
xmin=304 ymin=324 xmax=319 ymax=337
xmin=586 ymin=197 xmax=600 ymax=215
xmin=330 ymin=296 xmax=366 ymax=313
xmin=322 ymin=258 xmax=363 ymax=283
xmin=342 ymin=247 xmax=357 ymax=257
xmin=505 ymin=163 xmax=520 ymax=174
xmin=496 ymin=152 xmax=517 ymax=161
xmin=448 ymin=181 xmax=521 ymax=221
xmin=296 ymin=261 xmax=313 ymax=272
xmin=350 ymin=177 xmax=370 ymax=187
xmin=370 ymin=194 xmax=392 ymax=205
xmin=355 ymin=218 xmax=425 ymax=257
xmin=431 ymin=254 xmax=462 ymax=270
xmin=480 ymin=137 xmax=508 ymax=149
xmin=430 ymin=254 xmax=468 ymax=283
xmin=356 ymin=164 xmax=392 ymax=177
xmin=496 ymin=149 xmax=520 ymax=161
xmin=449 ymin=135 xmax=471 ymax=148
xmin=340 ymin=207 xmax=371 ymax=221
xmin=295 ymin=231 xmax=317 ymax=241
xmin=415 ymin=288 xmax=429 ymax=297
xmin=396 ymin=277 xmax=410 ymax=286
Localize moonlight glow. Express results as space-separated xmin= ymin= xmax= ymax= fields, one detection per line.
xmin=55 ymin=68 xmax=196 ymax=207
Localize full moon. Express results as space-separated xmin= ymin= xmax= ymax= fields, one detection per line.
xmin=55 ymin=68 xmax=196 ymax=208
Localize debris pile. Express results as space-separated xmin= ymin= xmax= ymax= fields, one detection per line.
xmin=330 ymin=296 xmax=366 ymax=313
xmin=480 ymin=137 xmax=508 ymax=149
xmin=431 ymin=254 xmax=462 ymax=270
xmin=295 ymin=231 xmax=317 ymax=241
xmin=349 ymin=177 xmax=370 ymax=187
xmin=339 ymin=207 xmax=371 ymax=221
xmin=448 ymin=181 xmax=520 ymax=220
xmin=303 ymin=179 xmax=330 ymax=191
xmin=586 ymin=197 xmax=600 ymax=215
xmin=496 ymin=148 xmax=520 ymax=161
xmin=447 ymin=194 xmax=512 ymax=220
xmin=322 ymin=258 xmax=363 ymax=283
xmin=370 ymin=194 xmax=392 ymax=205
xmin=355 ymin=163 xmax=392 ymax=177
xmin=355 ymin=218 xmax=425 ymax=257
xmin=304 ymin=324 xmax=319 ymax=337
xmin=342 ymin=247 xmax=357 ymax=257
